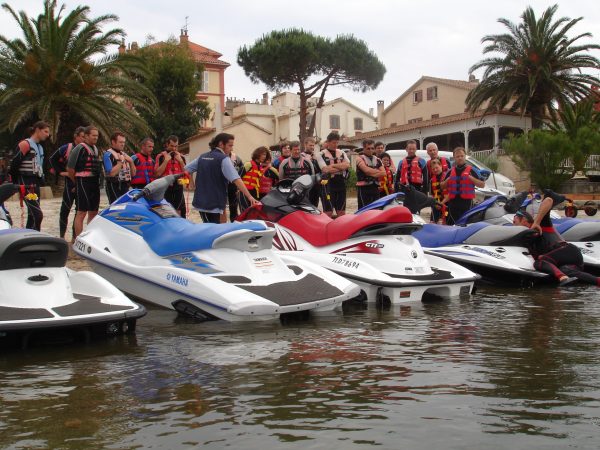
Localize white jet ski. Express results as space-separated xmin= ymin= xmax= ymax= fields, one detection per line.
xmin=73 ymin=175 xmax=359 ymax=322
xmin=0 ymin=185 xmax=145 ymax=350
xmin=456 ymin=190 xmax=600 ymax=275
xmin=237 ymin=175 xmax=479 ymax=304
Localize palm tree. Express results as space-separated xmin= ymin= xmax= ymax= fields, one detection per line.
xmin=466 ymin=5 xmax=600 ymax=129
xmin=0 ymin=0 xmax=156 ymax=144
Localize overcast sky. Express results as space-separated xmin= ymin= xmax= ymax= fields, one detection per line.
xmin=3 ymin=0 xmax=600 ymax=115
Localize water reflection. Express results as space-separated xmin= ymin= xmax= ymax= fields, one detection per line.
xmin=1 ymin=287 xmax=600 ymax=448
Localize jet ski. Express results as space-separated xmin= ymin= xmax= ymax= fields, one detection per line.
xmin=237 ymin=175 xmax=478 ymax=304
xmin=357 ymin=186 xmax=547 ymax=283
xmin=455 ymin=191 xmax=600 ymax=274
xmin=73 ymin=175 xmax=359 ymax=322
xmin=0 ymin=185 xmax=145 ymax=350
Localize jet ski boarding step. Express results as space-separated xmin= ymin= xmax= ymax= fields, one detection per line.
xmin=278 ymin=207 xmax=416 ymax=247
xmin=236 ymin=273 xmax=343 ymax=306
xmin=143 ymin=218 xmax=268 ymax=257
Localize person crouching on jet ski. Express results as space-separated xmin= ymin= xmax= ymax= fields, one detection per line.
xmin=513 ymin=196 xmax=600 ymax=286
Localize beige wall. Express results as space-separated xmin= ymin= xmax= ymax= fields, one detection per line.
xmin=383 ymin=81 xmax=469 ymax=128
xmin=187 ymin=122 xmax=272 ymax=163
xmin=317 ymin=101 xmax=377 ymax=140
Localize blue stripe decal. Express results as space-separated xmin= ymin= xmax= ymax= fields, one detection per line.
xmin=429 ymin=250 xmax=482 ymax=258
xmin=78 ymin=252 xmax=229 ymax=312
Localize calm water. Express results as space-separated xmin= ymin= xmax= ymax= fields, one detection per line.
xmin=2 ymin=285 xmax=600 ymax=449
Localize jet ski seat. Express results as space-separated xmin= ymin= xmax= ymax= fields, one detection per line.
xmin=0 ymin=229 xmax=68 ymax=270
xmin=278 ymin=207 xmax=415 ymax=247
xmin=143 ymin=218 xmax=268 ymax=256
xmin=413 ymin=222 xmax=488 ymax=247
xmin=463 ymin=225 xmax=537 ymax=246
xmin=555 ymin=220 xmax=600 ymax=242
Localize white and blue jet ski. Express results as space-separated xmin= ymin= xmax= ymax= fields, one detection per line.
xmin=0 ymin=185 xmax=145 ymax=350
xmin=73 ymin=175 xmax=360 ymax=322
xmin=354 ymin=186 xmax=546 ymax=283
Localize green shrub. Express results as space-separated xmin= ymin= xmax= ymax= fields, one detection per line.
xmin=504 ymin=130 xmax=572 ymax=190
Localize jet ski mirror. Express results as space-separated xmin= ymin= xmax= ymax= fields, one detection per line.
xmin=288 ymin=175 xmax=313 ymax=205
xmin=132 ymin=174 xmax=184 ymax=203
xmin=480 ymin=169 xmax=491 ymax=181
xmin=503 ymin=191 xmax=528 ymax=214
xmin=0 ymin=183 xmax=18 ymax=204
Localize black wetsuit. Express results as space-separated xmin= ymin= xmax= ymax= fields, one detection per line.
xmin=528 ymin=210 xmax=599 ymax=285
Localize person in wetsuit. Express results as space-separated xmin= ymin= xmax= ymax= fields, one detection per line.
xmin=513 ymin=193 xmax=600 ymax=286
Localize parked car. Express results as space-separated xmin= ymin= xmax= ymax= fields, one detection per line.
xmin=386 ymin=149 xmax=516 ymax=197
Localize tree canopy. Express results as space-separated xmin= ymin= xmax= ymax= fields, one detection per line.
xmin=136 ymin=40 xmax=210 ymax=147
xmin=238 ymin=29 xmax=386 ymax=144
xmin=0 ymin=0 xmax=156 ymax=145
xmin=466 ymin=4 xmax=600 ymax=129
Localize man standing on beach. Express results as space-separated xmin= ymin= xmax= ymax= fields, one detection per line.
xmin=67 ymin=125 xmax=102 ymax=239
xmin=50 ymin=126 xmax=85 ymax=239
xmin=155 ymin=135 xmax=188 ymax=218
xmin=185 ymin=133 xmax=258 ymax=224
xmin=316 ymin=132 xmax=350 ymax=217
xmin=130 ymin=138 xmax=155 ymax=189
xmin=103 ymin=131 xmax=136 ymax=204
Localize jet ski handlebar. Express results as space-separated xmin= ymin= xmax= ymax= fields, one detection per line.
xmin=132 ymin=173 xmax=185 ymax=202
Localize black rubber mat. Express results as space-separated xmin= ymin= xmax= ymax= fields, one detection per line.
xmin=236 ymin=274 xmax=343 ymax=306
xmin=213 ymin=275 xmax=252 ymax=284
xmin=384 ymin=268 xmax=454 ymax=281
xmin=53 ymin=297 xmax=134 ymax=317
xmin=0 ymin=306 xmax=54 ymax=321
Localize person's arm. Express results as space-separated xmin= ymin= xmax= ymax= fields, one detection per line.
xmin=125 ymin=154 xmax=136 ymax=178
xmin=278 ymin=160 xmax=287 ymax=180
xmin=104 ymin=152 xmax=121 ymax=177
xmin=469 ymin=167 xmax=486 ymax=188
xmin=49 ymin=145 xmax=66 ymax=175
xmin=332 ymin=152 xmax=350 ymax=171
xmin=154 ymin=152 xmax=169 ymax=177
xmin=531 ymin=197 xmax=554 ymax=233
xmin=233 ymin=179 xmax=259 ymax=205
xmin=420 ymin=160 xmax=429 ymax=193
xmin=66 ymin=146 xmax=81 ymax=183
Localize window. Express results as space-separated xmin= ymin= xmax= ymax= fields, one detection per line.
xmin=431 ymin=114 xmax=439 ymax=119
xmin=199 ymin=71 xmax=210 ymax=92
xmin=407 ymin=117 xmax=423 ymax=124
xmin=413 ymin=90 xmax=423 ymax=103
xmin=329 ymin=114 xmax=340 ymax=129
xmin=426 ymin=86 xmax=438 ymax=100
xmin=354 ymin=117 xmax=363 ymax=130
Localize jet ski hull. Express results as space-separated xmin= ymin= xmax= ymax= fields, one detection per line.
xmin=74 ymin=214 xmax=360 ymax=322
xmin=0 ymin=267 xmax=145 ymax=349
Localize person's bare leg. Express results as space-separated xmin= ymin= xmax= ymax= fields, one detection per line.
xmin=87 ymin=211 xmax=98 ymax=223
xmin=73 ymin=210 xmax=86 ymax=239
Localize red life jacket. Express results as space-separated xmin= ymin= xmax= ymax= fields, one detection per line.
xmin=429 ymin=172 xmax=448 ymax=202
xmin=131 ymin=152 xmax=155 ymax=186
xmin=447 ymin=165 xmax=475 ymax=199
xmin=426 ymin=157 xmax=449 ymax=174
xmin=164 ymin=156 xmax=184 ymax=176
xmin=259 ymin=166 xmax=275 ymax=194
xmin=400 ymin=156 xmax=423 ymax=185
